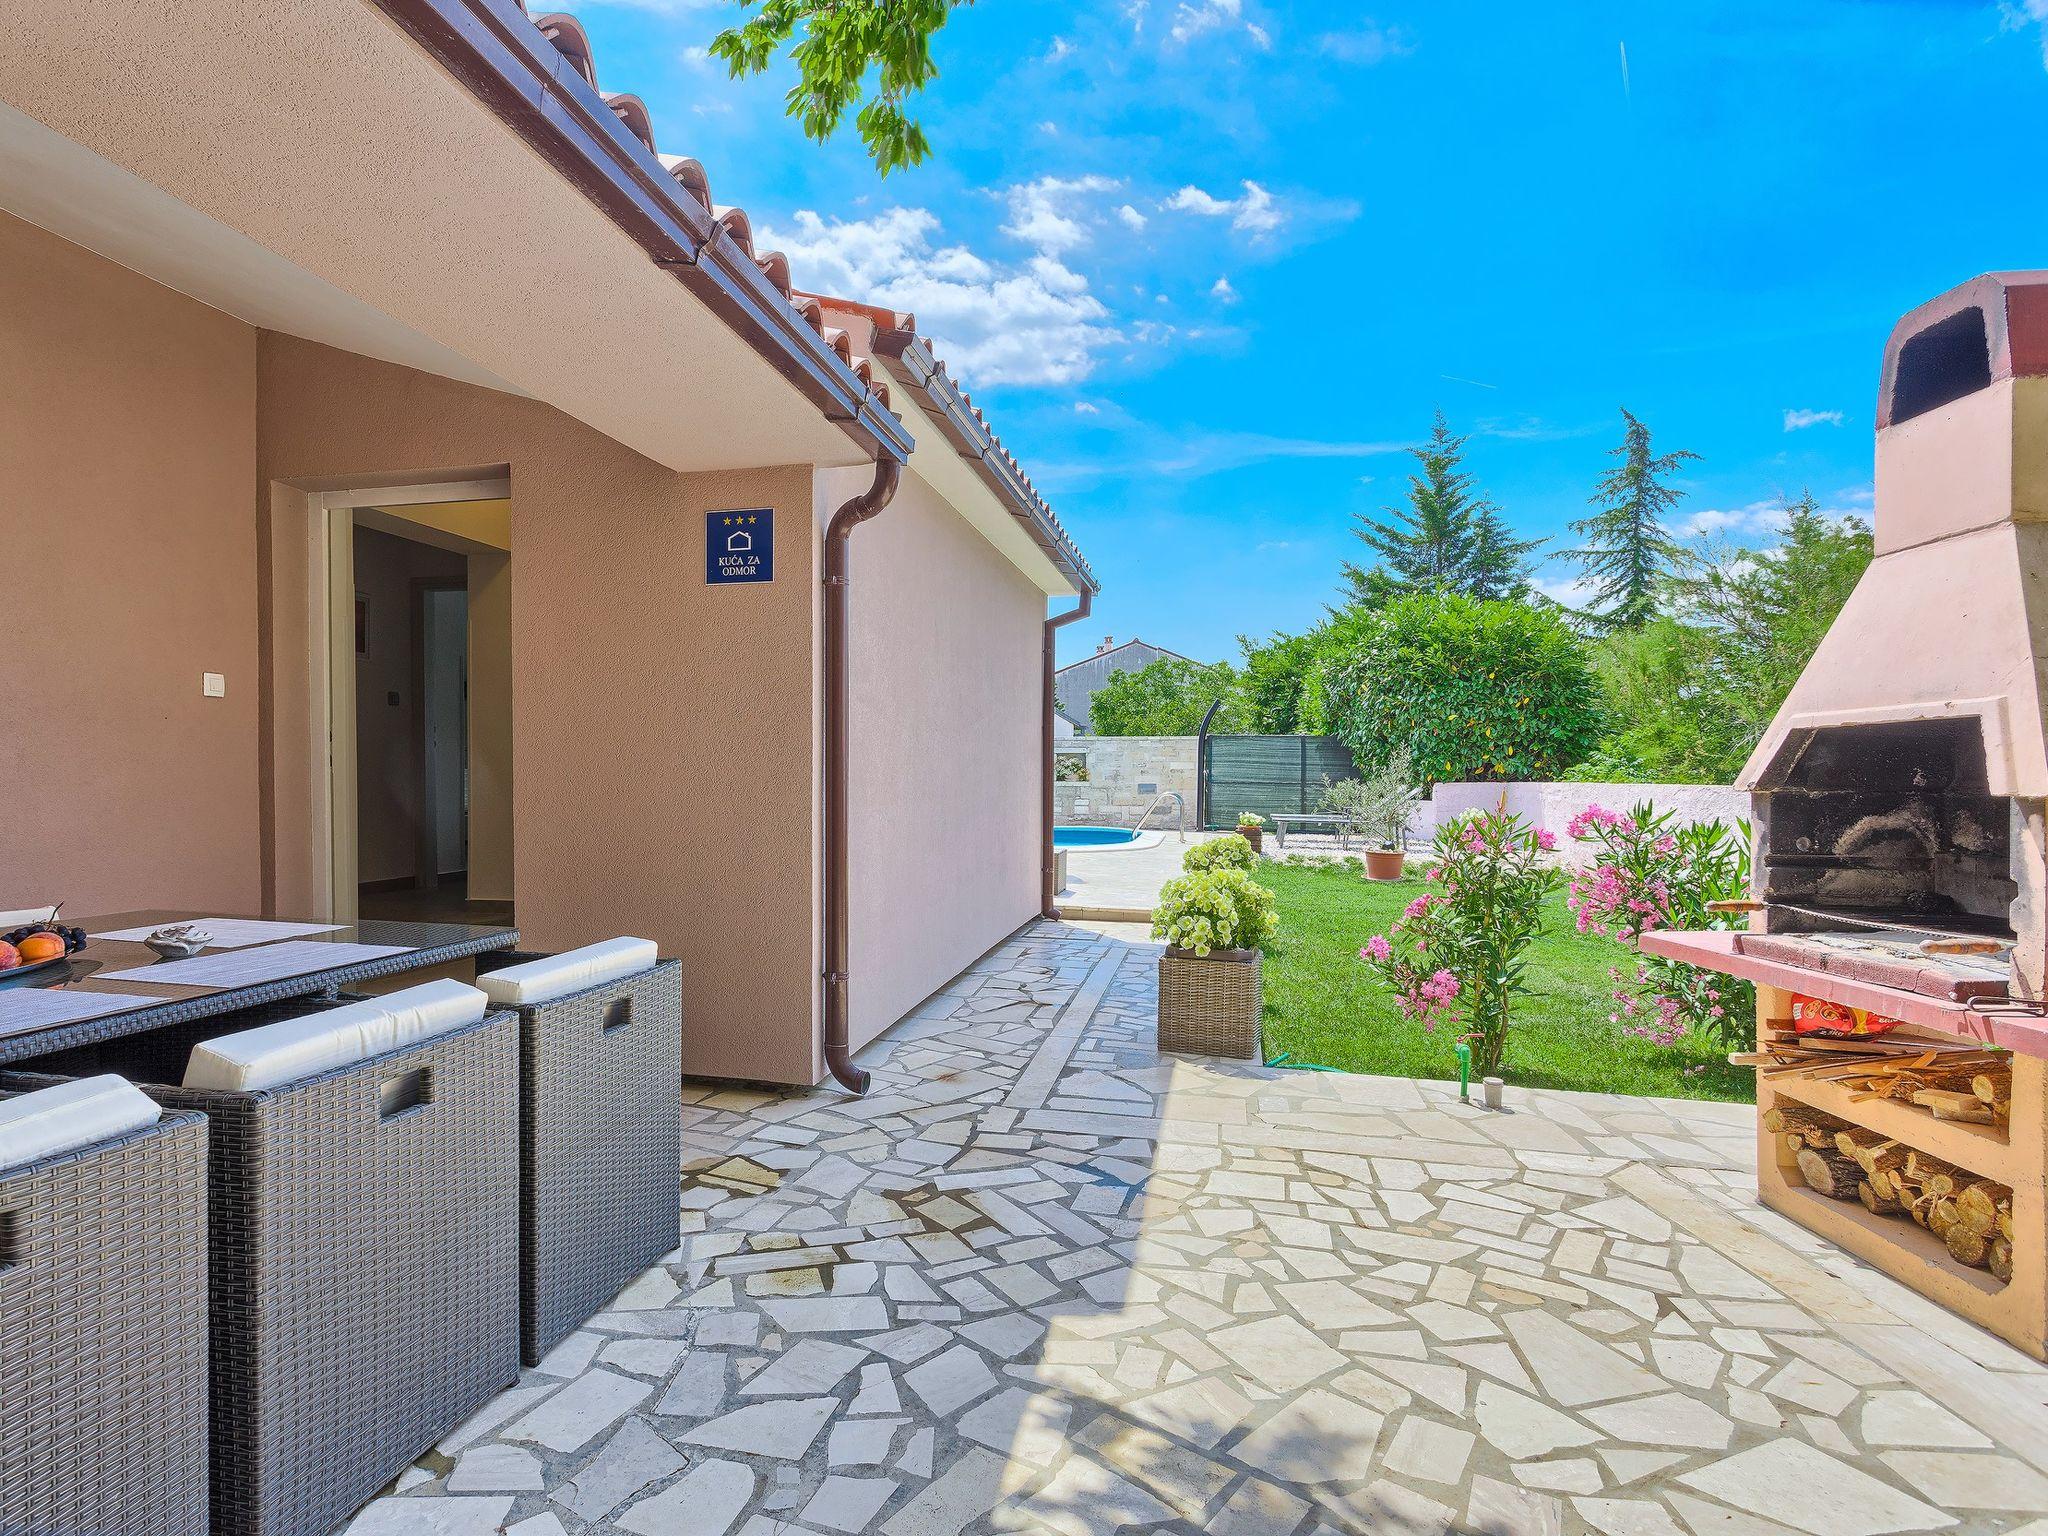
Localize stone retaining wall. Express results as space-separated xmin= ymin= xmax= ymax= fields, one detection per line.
xmin=1052 ymin=735 xmax=1198 ymax=830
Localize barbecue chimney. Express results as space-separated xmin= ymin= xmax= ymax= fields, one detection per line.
xmin=1741 ymin=272 xmax=2048 ymax=998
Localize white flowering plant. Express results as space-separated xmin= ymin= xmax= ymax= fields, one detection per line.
xmin=1182 ymin=835 xmax=1257 ymax=875
xmin=1152 ymin=867 xmax=1279 ymax=956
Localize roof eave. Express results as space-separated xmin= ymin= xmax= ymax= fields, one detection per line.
xmin=871 ymin=330 xmax=1099 ymax=594
xmin=369 ymin=0 xmax=911 ymax=465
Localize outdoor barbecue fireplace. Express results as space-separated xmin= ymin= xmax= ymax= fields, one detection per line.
xmin=1640 ymin=271 xmax=2048 ymax=1360
xmin=1734 ymin=269 xmax=2048 ymax=1004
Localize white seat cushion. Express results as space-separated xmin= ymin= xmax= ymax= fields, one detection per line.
xmin=0 ymin=1074 xmax=160 ymax=1173
xmin=476 ymin=937 xmax=658 ymax=1008
xmin=184 ymin=979 xmax=488 ymax=1092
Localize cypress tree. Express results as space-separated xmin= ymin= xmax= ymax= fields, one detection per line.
xmin=1570 ymin=408 xmax=1698 ymax=629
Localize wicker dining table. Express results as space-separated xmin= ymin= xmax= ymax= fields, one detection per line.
xmin=0 ymin=910 xmax=519 ymax=1065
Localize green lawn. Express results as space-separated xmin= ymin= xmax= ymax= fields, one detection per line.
xmin=1257 ymin=857 xmax=1752 ymax=1103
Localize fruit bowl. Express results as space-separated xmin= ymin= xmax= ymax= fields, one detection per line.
xmin=0 ymin=914 xmax=88 ymax=983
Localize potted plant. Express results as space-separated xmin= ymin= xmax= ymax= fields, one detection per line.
xmin=1318 ymin=750 xmax=1416 ymax=881
xmin=1235 ymin=811 xmax=1266 ymax=853
xmin=1152 ymin=866 xmax=1278 ymax=1059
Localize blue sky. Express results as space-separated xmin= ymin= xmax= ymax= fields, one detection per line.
xmin=569 ymin=0 xmax=2048 ymax=665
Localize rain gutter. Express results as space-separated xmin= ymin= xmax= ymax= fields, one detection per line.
xmin=369 ymin=0 xmax=913 ymax=465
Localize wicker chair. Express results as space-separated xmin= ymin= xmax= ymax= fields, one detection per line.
xmin=477 ymin=951 xmax=683 ymax=1364
xmin=15 ymin=1001 xmax=522 ymax=1536
xmin=0 ymin=1097 xmax=210 ymax=1536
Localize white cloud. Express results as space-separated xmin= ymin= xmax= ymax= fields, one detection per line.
xmin=1147 ymin=431 xmax=1408 ymax=477
xmin=1532 ymin=573 xmax=1599 ymax=609
xmin=1320 ymin=24 xmax=1414 ymax=64
xmin=1044 ymin=36 xmax=1074 ymax=63
xmin=1783 ymin=407 xmax=1844 ymax=431
xmin=1211 ymin=277 xmax=1239 ymax=304
xmin=1115 ymin=204 xmax=1148 ymax=231
xmin=758 ymin=207 xmax=1118 ymax=387
xmin=1166 ymin=0 xmax=1270 ymax=47
xmin=1170 ymin=0 xmax=1238 ymax=42
xmin=2001 ymin=1 xmax=2048 ymax=66
xmin=1001 ymin=175 xmax=1121 ymax=257
xmin=1165 ymin=180 xmax=1283 ymax=235
xmin=1676 ymin=488 xmax=1872 ymax=542
xmin=1074 ymin=401 xmax=1101 ymax=415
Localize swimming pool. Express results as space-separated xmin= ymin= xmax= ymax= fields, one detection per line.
xmin=1053 ymin=826 xmax=1155 ymax=849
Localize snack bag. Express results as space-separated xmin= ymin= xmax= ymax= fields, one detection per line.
xmin=1791 ymin=993 xmax=1902 ymax=1038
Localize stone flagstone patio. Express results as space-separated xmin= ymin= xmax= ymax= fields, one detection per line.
xmin=351 ymin=921 xmax=2048 ymax=1535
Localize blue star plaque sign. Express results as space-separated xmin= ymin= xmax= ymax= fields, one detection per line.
xmin=706 ymin=508 xmax=773 ymax=585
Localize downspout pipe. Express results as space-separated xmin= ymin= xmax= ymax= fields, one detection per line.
xmin=1042 ymin=590 xmax=1095 ymax=917
xmin=822 ymin=456 xmax=905 ymax=1095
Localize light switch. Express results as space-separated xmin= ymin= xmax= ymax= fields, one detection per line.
xmin=202 ymin=673 xmax=226 ymax=698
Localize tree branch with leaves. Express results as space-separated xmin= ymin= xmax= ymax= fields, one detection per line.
xmin=709 ymin=0 xmax=969 ymax=175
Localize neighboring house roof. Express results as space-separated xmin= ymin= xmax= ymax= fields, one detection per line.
xmin=798 ymin=293 xmax=1097 ymax=595
xmin=1054 ymin=639 xmax=1195 ymax=677
xmin=371 ymin=0 xmax=912 ymax=465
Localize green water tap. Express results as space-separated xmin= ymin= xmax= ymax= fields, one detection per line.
xmin=1454 ymin=1041 xmax=1472 ymax=1101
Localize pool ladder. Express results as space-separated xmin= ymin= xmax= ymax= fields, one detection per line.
xmin=1135 ymin=791 xmax=1187 ymax=841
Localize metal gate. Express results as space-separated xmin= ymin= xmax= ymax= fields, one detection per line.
xmin=1198 ymin=734 xmax=1361 ymax=830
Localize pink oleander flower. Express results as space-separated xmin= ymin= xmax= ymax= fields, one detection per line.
xmin=1361 ymin=934 xmax=1392 ymax=963
xmin=1402 ymin=894 xmax=1440 ymax=921
xmin=1535 ymin=829 xmax=1558 ymax=852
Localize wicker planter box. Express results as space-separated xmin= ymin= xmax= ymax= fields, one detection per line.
xmin=1158 ymin=947 xmax=1263 ymax=1059
xmin=477 ymin=952 xmax=684 ymax=1365
xmin=0 ymin=1100 xmax=211 ymax=1536
xmin=17 ymin=1001 xmax=522 ymax=1536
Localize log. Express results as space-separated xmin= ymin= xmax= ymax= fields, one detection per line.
xmin=1795 ymin=1146 xmax=1864 ymax=1201
xmin=1946 ymin=1222 xmax=1989 ymax=1268
xmin=1858 ymin=1180 xmax=1902 ymax=1216
xmin=1991 ymin=1237 xmax=2015 ymax=1283
xmin=1763 ymin=1104 xmax=1841 ymax=1141
xmin=1912 ymin=1089 xmax=1996 ymax=1124
xmin=1835 ymin=1127 xmax=1891 ymax=1163
xmin=1956 ymin=1182 xmax=2005 ymax=1238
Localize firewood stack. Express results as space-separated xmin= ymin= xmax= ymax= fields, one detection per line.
xmin=1737 ymin=1029 xmax=2012 ymax=1127
xmin=1762 ymin=1102 xmax=2015 ymax=1281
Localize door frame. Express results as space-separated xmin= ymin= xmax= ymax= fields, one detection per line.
xmin=310 ymin=478 xmax=508 ymax=922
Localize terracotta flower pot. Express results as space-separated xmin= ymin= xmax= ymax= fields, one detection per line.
xmin=1363 ymin=848 xmax=1407 ymax=882
xmin=1237 ymin=826 xmax=1264 ymax=853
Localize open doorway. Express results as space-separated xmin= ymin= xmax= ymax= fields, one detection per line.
xmin=327 ymin=494 xmax=513 ymax=926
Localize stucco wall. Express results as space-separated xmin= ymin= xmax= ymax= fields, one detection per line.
xmin=830 ymin=463 xmax=1044 ymax=1051
xmin=0 ymin=212 xmax=263 ymax=915
xmin=255 ymin=333 xmax=825 ymax=1084
xmin=1053 ymin=737 xmax=1200 ymax=830
xmin=1421 ymin=781 xmax=1749 ymax=864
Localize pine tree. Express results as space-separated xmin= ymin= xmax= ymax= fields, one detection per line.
xmin=1467 ymin=501 xmax=1544 ymax=600
xmin=1344 ymin=412 xmax=1519 ymax=604
xmin=1571 ymin=408 xmax=1699 ymax=630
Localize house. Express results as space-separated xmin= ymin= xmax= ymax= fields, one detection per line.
xmin=0 ymin=0 xmax=1095 ymax=1089
xmin=1054 ymin=636 xmax=1198 ymax=733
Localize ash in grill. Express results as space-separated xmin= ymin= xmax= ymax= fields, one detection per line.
xmin=1733 ymin=269 xmax=2048 ymax=1007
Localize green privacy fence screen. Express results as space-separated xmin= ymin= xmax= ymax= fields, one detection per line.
xmin=1199 ymin=735 xmax=1362 ymax=830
